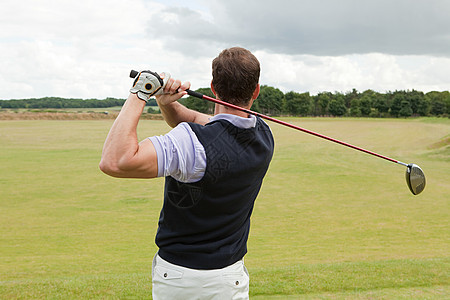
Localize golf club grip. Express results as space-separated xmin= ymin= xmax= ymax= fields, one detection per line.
xmin=185 ymin=89 xmax=205 ymax=99
xmin=130 ymin=70 xmax=139 ymax=78
xmin=186 ymin=89 xmax=400 ymax=165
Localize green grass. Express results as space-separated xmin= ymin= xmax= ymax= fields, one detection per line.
xmin=0 ymin=118 xmax=449 ymax=299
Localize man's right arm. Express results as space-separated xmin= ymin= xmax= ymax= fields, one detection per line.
xmin=156 ymin=77 xmax=211 ymax=127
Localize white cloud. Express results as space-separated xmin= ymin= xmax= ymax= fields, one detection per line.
xmin=256 ymin=52 xmax=450 ymax=95
xmin=0 ymin=0 xmax=166 ymax=99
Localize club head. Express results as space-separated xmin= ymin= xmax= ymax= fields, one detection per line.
xmin=405 ymin=164 xmax=426 ymax=195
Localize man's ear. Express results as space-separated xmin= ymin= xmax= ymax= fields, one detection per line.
xmin=246 ymin=84 xmax=260 ymax=109
xmin=210 ymin=82 xmax=217 ymax=96
xmin=252 ymin=84 xmax=260 ymax=100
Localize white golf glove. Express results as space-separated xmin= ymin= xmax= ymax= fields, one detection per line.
xmin=130 ymin=70 xmax=171 ymax=102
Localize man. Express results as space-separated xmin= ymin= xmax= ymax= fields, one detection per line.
xmin=100 ymin=47 xmax=274 ymax=299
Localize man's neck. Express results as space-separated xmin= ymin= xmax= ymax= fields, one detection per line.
xmin=214 ymin=103 xmax=251 ymax=118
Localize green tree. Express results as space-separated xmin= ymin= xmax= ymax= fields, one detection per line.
xmin=373 ymin=93 xmax=389 ymax=113
xmin=284 ymin=91 xmax=300 ymax=115
xmin=426 ymin=91 xmax=447 ymax=116
xmin=328 ymin=96 xmax=347 ymax=116
xmin=349 ymin=98 xmax=361 ymax=117
xmin=359 ymin=95 xmax=372 ymax=116
xmin=417 ymin=96 xmax=431 ymax=116
xmin=344 ymin=88 xmax=359 ymax=109
xmin=405 ymin=90 xmax=425 ymax=115
xmin=297 ymin=92 xmax=312 ymax=116
xmin=256 ymin=85 xmax=284 ymax=115
xmin=284 ymin=91 xmax=311 ymax=116
xmin=390 ymin=92 xmax=405 ymax=117
xmin=314 ymin=92 xmax=332 ymax=116
xmin=399 ymin=100 xmax=413 ymax=117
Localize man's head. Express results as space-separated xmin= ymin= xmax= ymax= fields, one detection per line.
xmin=211 ymin=47 xmax=260 ymax=106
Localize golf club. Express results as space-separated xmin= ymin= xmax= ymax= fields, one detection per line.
xmin=130 ymin=70 xmax=426 ymax=195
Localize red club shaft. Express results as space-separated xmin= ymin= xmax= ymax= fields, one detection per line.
xmin=186 ymin=89 xmax=403 ymax=165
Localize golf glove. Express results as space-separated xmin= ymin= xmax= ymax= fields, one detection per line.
xmin=130 ymin=70 xmax=170 ymax=102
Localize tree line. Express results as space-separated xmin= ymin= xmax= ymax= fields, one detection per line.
xmin=1 ymin=87 xmax=449 ymax=117
xmin=0 ymin=97 xmax=125 ymax=109
xmin=181 ymin=86 xmax=450 ymax=117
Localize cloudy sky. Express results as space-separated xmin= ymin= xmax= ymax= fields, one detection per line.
xmin=1 ymin=0 xmax=450 ymax=99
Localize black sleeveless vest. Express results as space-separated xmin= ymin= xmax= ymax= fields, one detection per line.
xmin=156 ymin=117 xmax=274 ymax=269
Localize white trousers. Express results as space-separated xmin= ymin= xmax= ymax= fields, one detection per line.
xmin=152 ymin=254 xmax=249 ymax=300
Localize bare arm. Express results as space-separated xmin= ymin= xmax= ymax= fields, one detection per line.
xmin=99 ymin=93 xmax=158 ymax=178
xmin=100 ymin=75 xmax=210 ymax=178
xmin=156 ymin=77 xmax=211 ymax=127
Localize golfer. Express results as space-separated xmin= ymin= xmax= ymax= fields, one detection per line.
xmin=100 ymin=47 xmax=274 ymax=299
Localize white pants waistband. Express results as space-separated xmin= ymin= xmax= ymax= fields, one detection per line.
xmin=152 ymin=253 xmax=249 ymax=300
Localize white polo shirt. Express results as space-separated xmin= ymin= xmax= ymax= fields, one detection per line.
xmin=148 ymin=114 xmax=257 ymax=183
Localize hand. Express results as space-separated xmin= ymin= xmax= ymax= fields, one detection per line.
xmin=129 ymin=70 xmax=171 ymax=102
xmin=155 ymin=75 xmax=191 ymax=106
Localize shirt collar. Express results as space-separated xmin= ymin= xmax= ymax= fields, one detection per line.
xmin=209 ymin=113 xmax=257 ymax=129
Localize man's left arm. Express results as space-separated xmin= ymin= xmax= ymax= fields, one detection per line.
xmin=99 ymin=93 xmax=158 ymax=178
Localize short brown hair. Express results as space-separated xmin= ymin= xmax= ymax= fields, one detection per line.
xmin=211 ymin=47 xmax=260 ymax=106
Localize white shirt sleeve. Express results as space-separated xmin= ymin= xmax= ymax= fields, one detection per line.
xmin=148 ymin=123 xmax=206 ymax=183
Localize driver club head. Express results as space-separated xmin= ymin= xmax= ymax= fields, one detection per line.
xmin=406 ymin=164 xmax=426 ymax=195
